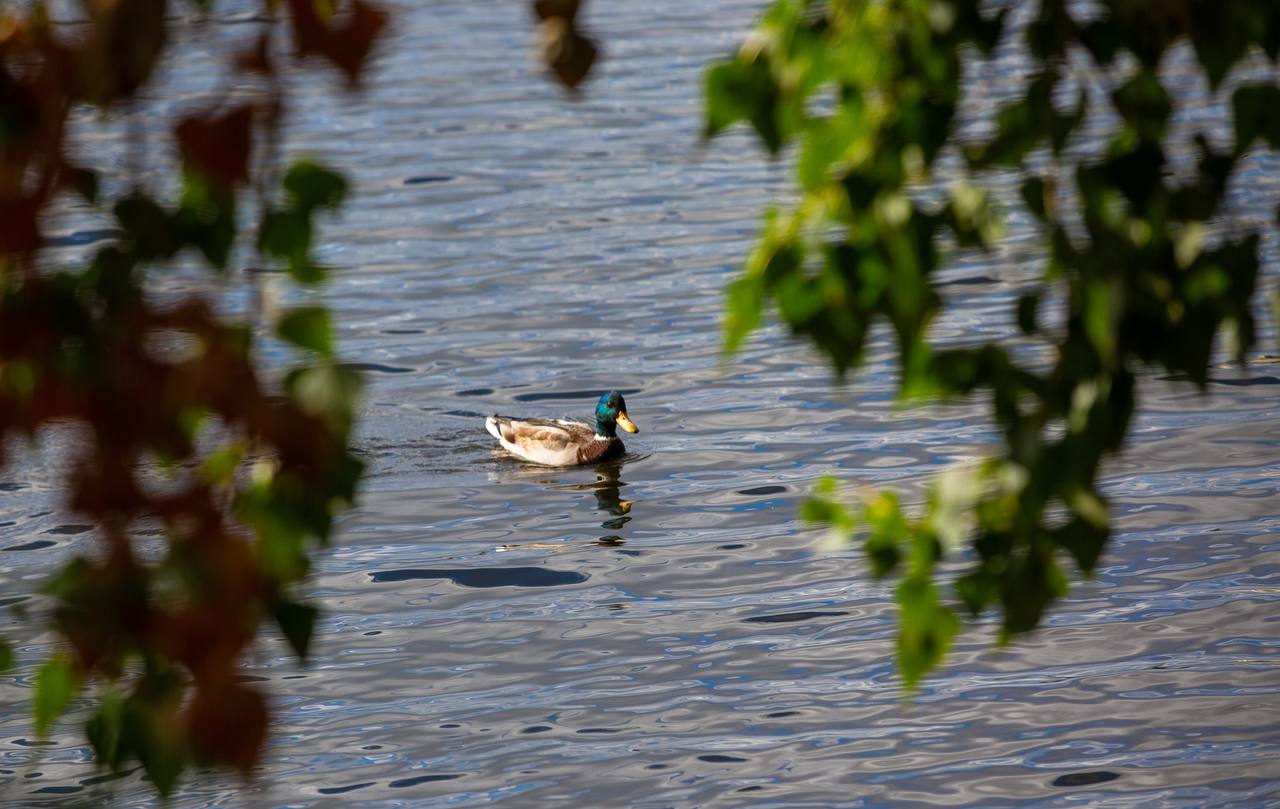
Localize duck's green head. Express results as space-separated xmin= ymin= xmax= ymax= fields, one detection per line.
xmin=595 ymin=390 xmax=638 ymax=438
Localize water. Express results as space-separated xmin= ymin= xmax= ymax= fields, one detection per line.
xmin=4 ymin=1 xmax=1280 ymax=806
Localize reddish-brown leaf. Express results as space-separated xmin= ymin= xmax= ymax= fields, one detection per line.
xmin=174 ymin=106 xmax=254 ymax=188
xmin=79 ymin=0 xmax=168 ymax=104
xmin=533 ymin=0 xmax=581 ymax=22
xmin=234 ymin=32 xmax=274 ymax=75
xmin=286 ymin=0 xmax=389 ymax=87
xmin=0 ymin=196 xmax=43 ymax=254
xmin=537 ymin=17 xmax=598 ymax=90
xmin=185 ymin=678 xmax=268 ymax=772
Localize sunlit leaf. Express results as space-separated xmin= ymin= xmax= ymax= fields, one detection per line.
xmin=705 ymin=58 xmax=781 ymax=153
xmin=896 ymin=575 xmax=957 ymax=690
xmin=200 ymin=445 xmax=244 ymax=485
xmin=723 ymin=274 xmax=764 ymax=357
xmin=285 ymin=364 xmax=362 ymax=431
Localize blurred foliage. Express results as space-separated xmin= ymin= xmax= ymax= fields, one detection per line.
xmin=707 ymin=0 xmax=1279 ymax=689
xmin=0 ymin=0 xmax=592 ymax=794
xmin=0 ymin=0 xmax=387 ymax=790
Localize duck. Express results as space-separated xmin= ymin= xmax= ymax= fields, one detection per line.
xmin=485 ymin=390 xmax=638 ymax=466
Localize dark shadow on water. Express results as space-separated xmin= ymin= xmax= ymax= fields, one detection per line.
xmin=388 ymin=773 xmax=462 ymax=788
xmin=743 ymin=611 xmax=848 ymax=624
xmin=2 ymin=540 xmax=57 ymax=552
xmin=737 ymin=485 xmax=786 ymax=496
xmin=513 ymin=388 xmax=642 ymax=403
xmin=1051 ymin=771 xmax=1121 ymax=788
xmin=370 ymin=567 xmax=588 ymax=587
xmin=318 ymin=782 xmax=375 ymax=795
xmin=340 ymin=362 xmax=416 ymax=375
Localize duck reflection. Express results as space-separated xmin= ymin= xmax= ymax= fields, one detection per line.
xmin=499 ymin=458 xmax=637 ymax=551
xmin=591 ymin=460 xmax=632 ymax=529
xmin=589 ymin=460 xmax=635 ymax=550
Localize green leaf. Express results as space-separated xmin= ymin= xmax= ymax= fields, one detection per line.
xmin=285 ymin=364 xmax=362 ymax=431
xmin=999 ymin=541 xmax=1066 ymax=640
xmin=1112 ymin=70 xmax=1171 ymax=141
xmin=200 ymin=444 xmax=244 ymax=485
xmin=723 ymin=274 xmax=764 ymax=357
xmin=863 ymin=491 xmax=908 ymax=577
xmin=272 ymin=599 xmax=319 ymax=659
xmin=798 ymin=492 xmax=845 ymax=526
xmin=1273 ymin=290 xmax=1280 ymax=353
xmin=896 ymin=575 xmax=958 ymax=691
xmin=114 ymin=194 xmax=181 ymax=259
xmin=1051 ymin=517 xmax=1109 ymax=576
xmin=135 ymin=705 xmax=185 ymax=796
xmin=1016 ymin=292 xmax=1039 ymax=334
xmin=704 ymin=58 xmax=781 ymax=153
xmin=955 ymin=568 xmax=998 ymax=616
xmin=258 ymin=209 xmax=312 ymax=263
xmin=85 ymin=692 xmax=126 ymax=769
xmin=1189 ymin=9 xmax=1252 ymax=90
xmin=0 ymin=638 xmax=12 ymax=672
xmin=1232 ymin=84 xmax=1280 ymax=153
xmin=34 ymin=656 xmax=79 ymax=735
xmin=178 ymin=172 xmax=237 ymax=270
xmin=277 ymin=306 xmax=333 ymax=356
xmin=284 ymin=161 xmax=348 ymax=213
xmin=1019 ymin=177 xmax=1048 ymax=220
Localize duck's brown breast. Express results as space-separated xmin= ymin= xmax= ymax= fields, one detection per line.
xmin=576 ymin=438 xmax=624 ymax=465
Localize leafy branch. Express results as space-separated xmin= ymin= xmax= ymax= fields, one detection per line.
xmin=706 ymin=0 xmax=1279 ymax=689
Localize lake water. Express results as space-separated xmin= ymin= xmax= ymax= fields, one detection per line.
xmin=3 ymin=1 xmax=1280 ymax=806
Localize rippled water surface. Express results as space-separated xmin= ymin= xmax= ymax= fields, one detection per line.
xmin=3 ymin=1 xmax=1280 ymax=806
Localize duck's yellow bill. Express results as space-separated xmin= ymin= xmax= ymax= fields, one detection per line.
xmin=617 ymin=412 xmax=639 ymax=433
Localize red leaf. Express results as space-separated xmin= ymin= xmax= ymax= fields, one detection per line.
xmin=537 ymin=17 xmax=598 ymax=90
xmin=0 ymin=196 xmax=42 ymax=253
xmin=174 ymin=105 xmax=254 ymax=188
xmin=186 ymin=678 xmax=267 ymax=772
xmin=286 ymin=0 xmax=389 ymax=87
xmin=533 ymin=0 xmax=581 ymax=23
xmin=81 ymin=0 xmax=168 ymax=103
xmin=234 ymin=32 xmax=274 ymax=76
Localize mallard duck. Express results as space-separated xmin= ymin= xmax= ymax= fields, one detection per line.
xmin=485 ymin=390 xmax=638 ymax=466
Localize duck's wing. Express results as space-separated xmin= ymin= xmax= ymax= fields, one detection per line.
xmin=485 ymin=416 xmax=594 ymax=466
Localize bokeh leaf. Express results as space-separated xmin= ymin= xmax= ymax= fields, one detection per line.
xmin=277 ymin=307 xmax=333 ymax=356
xmin=272 ymin=599 xmax=319 ymax=659
xmin=34 ymin=655 xmax=79 ymax=736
